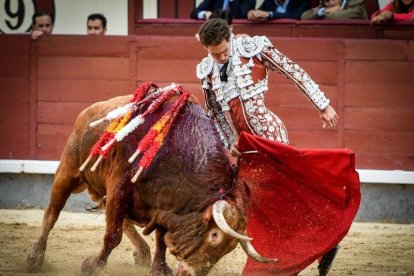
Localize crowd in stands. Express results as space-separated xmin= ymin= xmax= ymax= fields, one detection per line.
xmin=301 ymin=0 xmax=368 ymax=20
xmin=10 ymin=0 xmax=414 ymax=40
xmin=191 ymin=0 xmax=414 ymax=22
xmin=30 ymin=11 xmax=107 ymax=40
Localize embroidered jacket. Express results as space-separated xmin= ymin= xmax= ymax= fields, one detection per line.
xmin=197 ymin=35 xmax=330 ymax=149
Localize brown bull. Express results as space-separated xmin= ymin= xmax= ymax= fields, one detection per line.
xmin=26 ymin=90 xmax=271 ymax=275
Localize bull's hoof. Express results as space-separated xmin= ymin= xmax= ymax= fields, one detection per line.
xmin=151 ymin=260 xmax=172 ymax=276
xmin=133 ymin=250 xmax=151 ymax=267
xmin=81 ymin=255 xmax=105 ymax=274
xmin=26 ymin=243 xmax=45 ymax=272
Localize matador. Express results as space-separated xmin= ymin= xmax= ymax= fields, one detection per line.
xmin=196 ymin=18 xmax=360 ymax=276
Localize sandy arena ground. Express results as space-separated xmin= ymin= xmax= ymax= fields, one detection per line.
xmin=0 ymin=209 xmax=413 ymax=276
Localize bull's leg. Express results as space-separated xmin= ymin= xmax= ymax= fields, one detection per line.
xmin=26 ymin=168 xmax=83 ymax=272
xmin=123 ymin=220 xmax=151 ymax=267
xmin=81 ymin=187 xmax=127 ymax=274
xmin=151 ymin=228 xmax=172 ymax=276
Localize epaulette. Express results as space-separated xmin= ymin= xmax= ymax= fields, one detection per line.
xmin=234 ymin=35 xmax=271 ymax=58
xmin=196 ymin=55 xmax=214 ymax=79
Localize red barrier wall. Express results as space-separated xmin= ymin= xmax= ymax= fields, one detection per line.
xmin=0 ymin=34 xmax=413 ymax=170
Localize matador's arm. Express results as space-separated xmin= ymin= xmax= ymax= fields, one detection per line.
xmin=259 ymin=37 xmax=330 ymax=111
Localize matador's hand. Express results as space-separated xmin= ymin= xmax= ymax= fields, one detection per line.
xmin=319 ymin=105 xmax=338 ymax=128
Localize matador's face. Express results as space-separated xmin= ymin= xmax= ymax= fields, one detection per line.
xmin=205 ymin=39 xmax=230 ymax=65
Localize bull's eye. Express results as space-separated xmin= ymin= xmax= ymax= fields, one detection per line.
xmin=208 ymin=227 xmax=223 ymax=245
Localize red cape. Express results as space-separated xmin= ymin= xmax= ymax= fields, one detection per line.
xmin=237 ymin=132 xmax=361 ymax=276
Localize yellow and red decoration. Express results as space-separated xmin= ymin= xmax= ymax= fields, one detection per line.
xmin=79 ymin=82 xmax=191 ymax=183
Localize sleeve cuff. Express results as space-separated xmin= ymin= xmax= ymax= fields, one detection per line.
xmin=268 ymin=11 xmax=273 ymax=19
xmin=317 ymin=7 xmax=325 ymax=17
xmin=198 ymin=11 xmax=206 ymax=19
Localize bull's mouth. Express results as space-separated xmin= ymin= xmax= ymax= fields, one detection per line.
xmin=175 ymin=260 xmax=196 ymax=276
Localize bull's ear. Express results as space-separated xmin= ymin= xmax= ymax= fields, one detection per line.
xmin=202 ymin=205 xmax=213 ymax=224
xmin=164 ymin=232 xmax=178 ymax=255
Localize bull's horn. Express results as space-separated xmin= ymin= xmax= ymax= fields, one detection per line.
xmin=239 ymin=240 xmax=277 ymax=263
xmin=212 ymin=200 xmax=252 ymax=241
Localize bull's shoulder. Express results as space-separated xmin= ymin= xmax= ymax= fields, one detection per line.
xmin=84 ymin=95 xmax=131 ymax=117
xmin=68 ymin=95 xmax=131 ymax=142
xmin=76 ymin=95 xmax=131 ymax=126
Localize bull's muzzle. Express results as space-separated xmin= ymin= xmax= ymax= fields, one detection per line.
xmin=175 ymin=260 xmax=196 ymax=276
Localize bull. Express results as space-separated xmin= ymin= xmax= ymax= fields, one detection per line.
xmin=26 ymin=85 xmax=271 ymax=275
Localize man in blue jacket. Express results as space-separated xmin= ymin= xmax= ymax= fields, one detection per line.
xmin=248 ymin=0 xmax=310 ymax=20
xmin=191 ymin=0 xmax=256 ymax=19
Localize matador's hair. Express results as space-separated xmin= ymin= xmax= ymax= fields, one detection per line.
xmin=198 ymin=18 xmax=231 ymax=47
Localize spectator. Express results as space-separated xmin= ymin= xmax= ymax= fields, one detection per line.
xmin=247 ymin=0 xmax=310 ymax=20
xmin=87 ymin=13 xmax=107 ymax=35
xmin=191 ymin=0 xmax=256 ymax=20
xmin=301 ymin=0 xmax=368 ymax=20
xmin=31 ymin=11 xmax=54 ymax=40
xmin=210 ymin=9 xmax=235 ymax=32
xmin=195 ymin=9 xmax=248 ymax=41
xmin=210 ymin=8 xmax=234 ymax=24
xmin=371 ymin=0 xmax=414 ymax=23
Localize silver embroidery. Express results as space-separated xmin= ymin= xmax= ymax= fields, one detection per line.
xmin=235 ymin=36 xmax=266 ymax=58
xmin=196 ymin=56 xmax=214 ymax=79
xmin=243 ymin=94 xmax=289 ymax=144
xmin=203 ymin=85 xmax=235 ymax=149
xmin=197 ymin=35 xmax=329 ymax=149
xmin=233 ymin=64 xmax=251 ymax=77
xmin=236 ymin=75 xmax=254 ymax=88
xmin=261 ymin=43 xmax=330 ymax=110
xmin=239 ymin=78 xmax=268 ymax=100
xmin=202 ymin=79 xmax=209 ymax=89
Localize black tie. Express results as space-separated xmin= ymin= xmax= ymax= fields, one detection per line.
xmin=220 ymin=62 xmax=229 ymax=82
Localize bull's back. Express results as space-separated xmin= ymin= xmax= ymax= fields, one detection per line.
xmin=77 ymin=95 xmax=132 ymax=137
xmin=57 ymin=95 xmax=132 ymax=175
xmin=59 ymin=94 xmax=231 ymax=213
